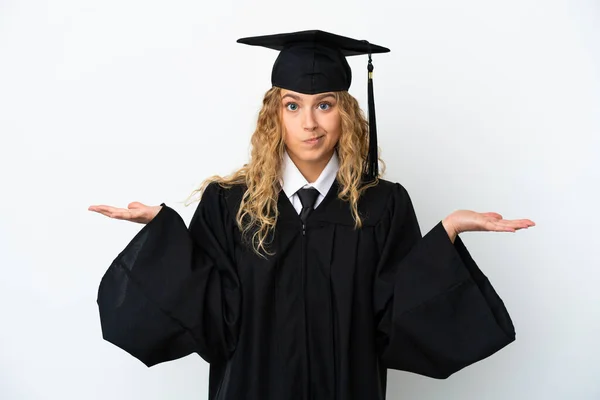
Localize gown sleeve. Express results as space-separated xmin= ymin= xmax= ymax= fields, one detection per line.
xmin=373 ymin=183 xmax=515 ymax=379
xmin=96 ymin=182 xmax=241 ymax=367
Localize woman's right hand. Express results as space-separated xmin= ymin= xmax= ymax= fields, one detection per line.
xmin=88 ymin=202 xmax=163 ymax=224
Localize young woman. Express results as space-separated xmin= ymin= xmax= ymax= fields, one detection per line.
xmin=89 ymin=30 xmax=535 ymax=400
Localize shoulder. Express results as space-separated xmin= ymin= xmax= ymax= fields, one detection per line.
xmin=201 ymin=181 xmax=246 ymax=216
xmin=361 ymin=177 xmax=410 ymax=204
xmin=358 ymin=178 xmax=412 ymax=225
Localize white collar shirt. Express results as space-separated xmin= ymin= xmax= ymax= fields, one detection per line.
xmin=280 ymin=150 xmax=340 ymax=214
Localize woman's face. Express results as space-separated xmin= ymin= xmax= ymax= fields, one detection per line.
xmin=280 ymin=89 xmax=341 ymax=167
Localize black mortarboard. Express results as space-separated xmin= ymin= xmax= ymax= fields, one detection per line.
xmin=236 ymin=30 xmax=390 ymax=181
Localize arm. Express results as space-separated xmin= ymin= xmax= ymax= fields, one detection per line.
xmin=97 ymin=182 xmax=241 ymax=366
xmin=373 ymin=183 xmax=515 ymax=379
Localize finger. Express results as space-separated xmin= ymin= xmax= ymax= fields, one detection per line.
xmin=498 ymin=218 xmax=535 ymax=227
xmin=504 ymin=219 xmax=536 ymax=228
xmin=486 ymin=220 xmax=517 ymax=232
xmin=90 ymin=205 xmax=134 ymax=220
xmin=89 ymin=205 xmax=111 ymax=211
xmin=108 ymin=208 xmax=137 ymax=220
xmin=495 ymin=220 xmax=532 ymax=231
xmin=482 ymin=212 xmax=503 ymax=220
xmin=89 ymin=205 xmax=120 ymax=214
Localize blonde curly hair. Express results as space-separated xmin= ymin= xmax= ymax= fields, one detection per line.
xmin=185 ymin=86 xmax=384 ymax=258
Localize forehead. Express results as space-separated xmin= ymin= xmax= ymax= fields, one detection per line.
xmin=280 ymin=89 xmax=335 ymax=100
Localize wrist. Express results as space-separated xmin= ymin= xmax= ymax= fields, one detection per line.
xmin=442 ymin=214 xmax=459 ymax=243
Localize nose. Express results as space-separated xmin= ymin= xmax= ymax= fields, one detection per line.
xmin=303 ymin=109 xmax=318 ymax=131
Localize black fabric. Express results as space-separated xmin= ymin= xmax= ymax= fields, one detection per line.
xmin=236 ymin=30 xmax=389 ymax=95
xmin=297 ymin=187 xmax=319 ymax=224
xmin=97 ymin=179 xmax=516 ymax=400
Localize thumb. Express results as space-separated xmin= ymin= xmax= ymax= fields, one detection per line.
xmin=482 ymin=212 xmax=503 ymax=220
xmin=127 ymin=201 xmax=146 ymax=209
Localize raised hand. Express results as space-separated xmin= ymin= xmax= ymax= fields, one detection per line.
xmin=444 ymin=210 xmax=535 ymax=237
xmin=88 ymin=202 xmax=163 ymax=225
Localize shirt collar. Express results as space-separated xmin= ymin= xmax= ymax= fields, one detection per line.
xmin=281 ymin=150 xmax=339 ymax=199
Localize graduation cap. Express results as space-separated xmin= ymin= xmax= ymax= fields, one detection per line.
xmin=236 ymin=30 xmax=390 ymax=181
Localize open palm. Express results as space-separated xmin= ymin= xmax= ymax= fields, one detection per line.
xmin=450 ymin=210 xmax=535 ymax=234
xmin=88 ymin=202 xmax=162 ymax=224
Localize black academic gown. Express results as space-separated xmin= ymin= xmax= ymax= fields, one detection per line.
xmin=97 ymin=178 xmax=515 ymax=400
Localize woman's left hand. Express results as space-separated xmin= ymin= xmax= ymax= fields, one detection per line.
xmin=443 ymin=210 xmax=536 ymax=237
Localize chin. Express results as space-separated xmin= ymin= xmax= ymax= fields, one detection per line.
xmin=295 ymin=149 xmax=332 ymax=163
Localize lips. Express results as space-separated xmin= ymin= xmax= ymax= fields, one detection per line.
xmin=304 ymin=135 xmax=324 ymax=142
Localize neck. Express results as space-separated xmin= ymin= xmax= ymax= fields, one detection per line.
xmin=288 ymin=151 xmax=333 ymax=183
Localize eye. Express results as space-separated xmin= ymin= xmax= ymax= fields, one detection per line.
xmin=285 ymin=102 xmax=299 ymax=111
xmin=318 ymin=102 xmax=332 ymax=111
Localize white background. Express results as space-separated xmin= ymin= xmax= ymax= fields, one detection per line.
xmin=1 ymin=0 xmax=599 ymax=399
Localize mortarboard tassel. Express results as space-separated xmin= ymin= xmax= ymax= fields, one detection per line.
xmin=364 ymin=41 xmax=378 ymax=181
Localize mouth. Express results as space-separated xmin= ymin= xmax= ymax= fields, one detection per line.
xmin=304 ymin=135 xmax=324 ymax=144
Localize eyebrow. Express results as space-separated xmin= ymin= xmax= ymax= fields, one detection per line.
xmin=281 ymin=92 xmax=336 ymax=102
